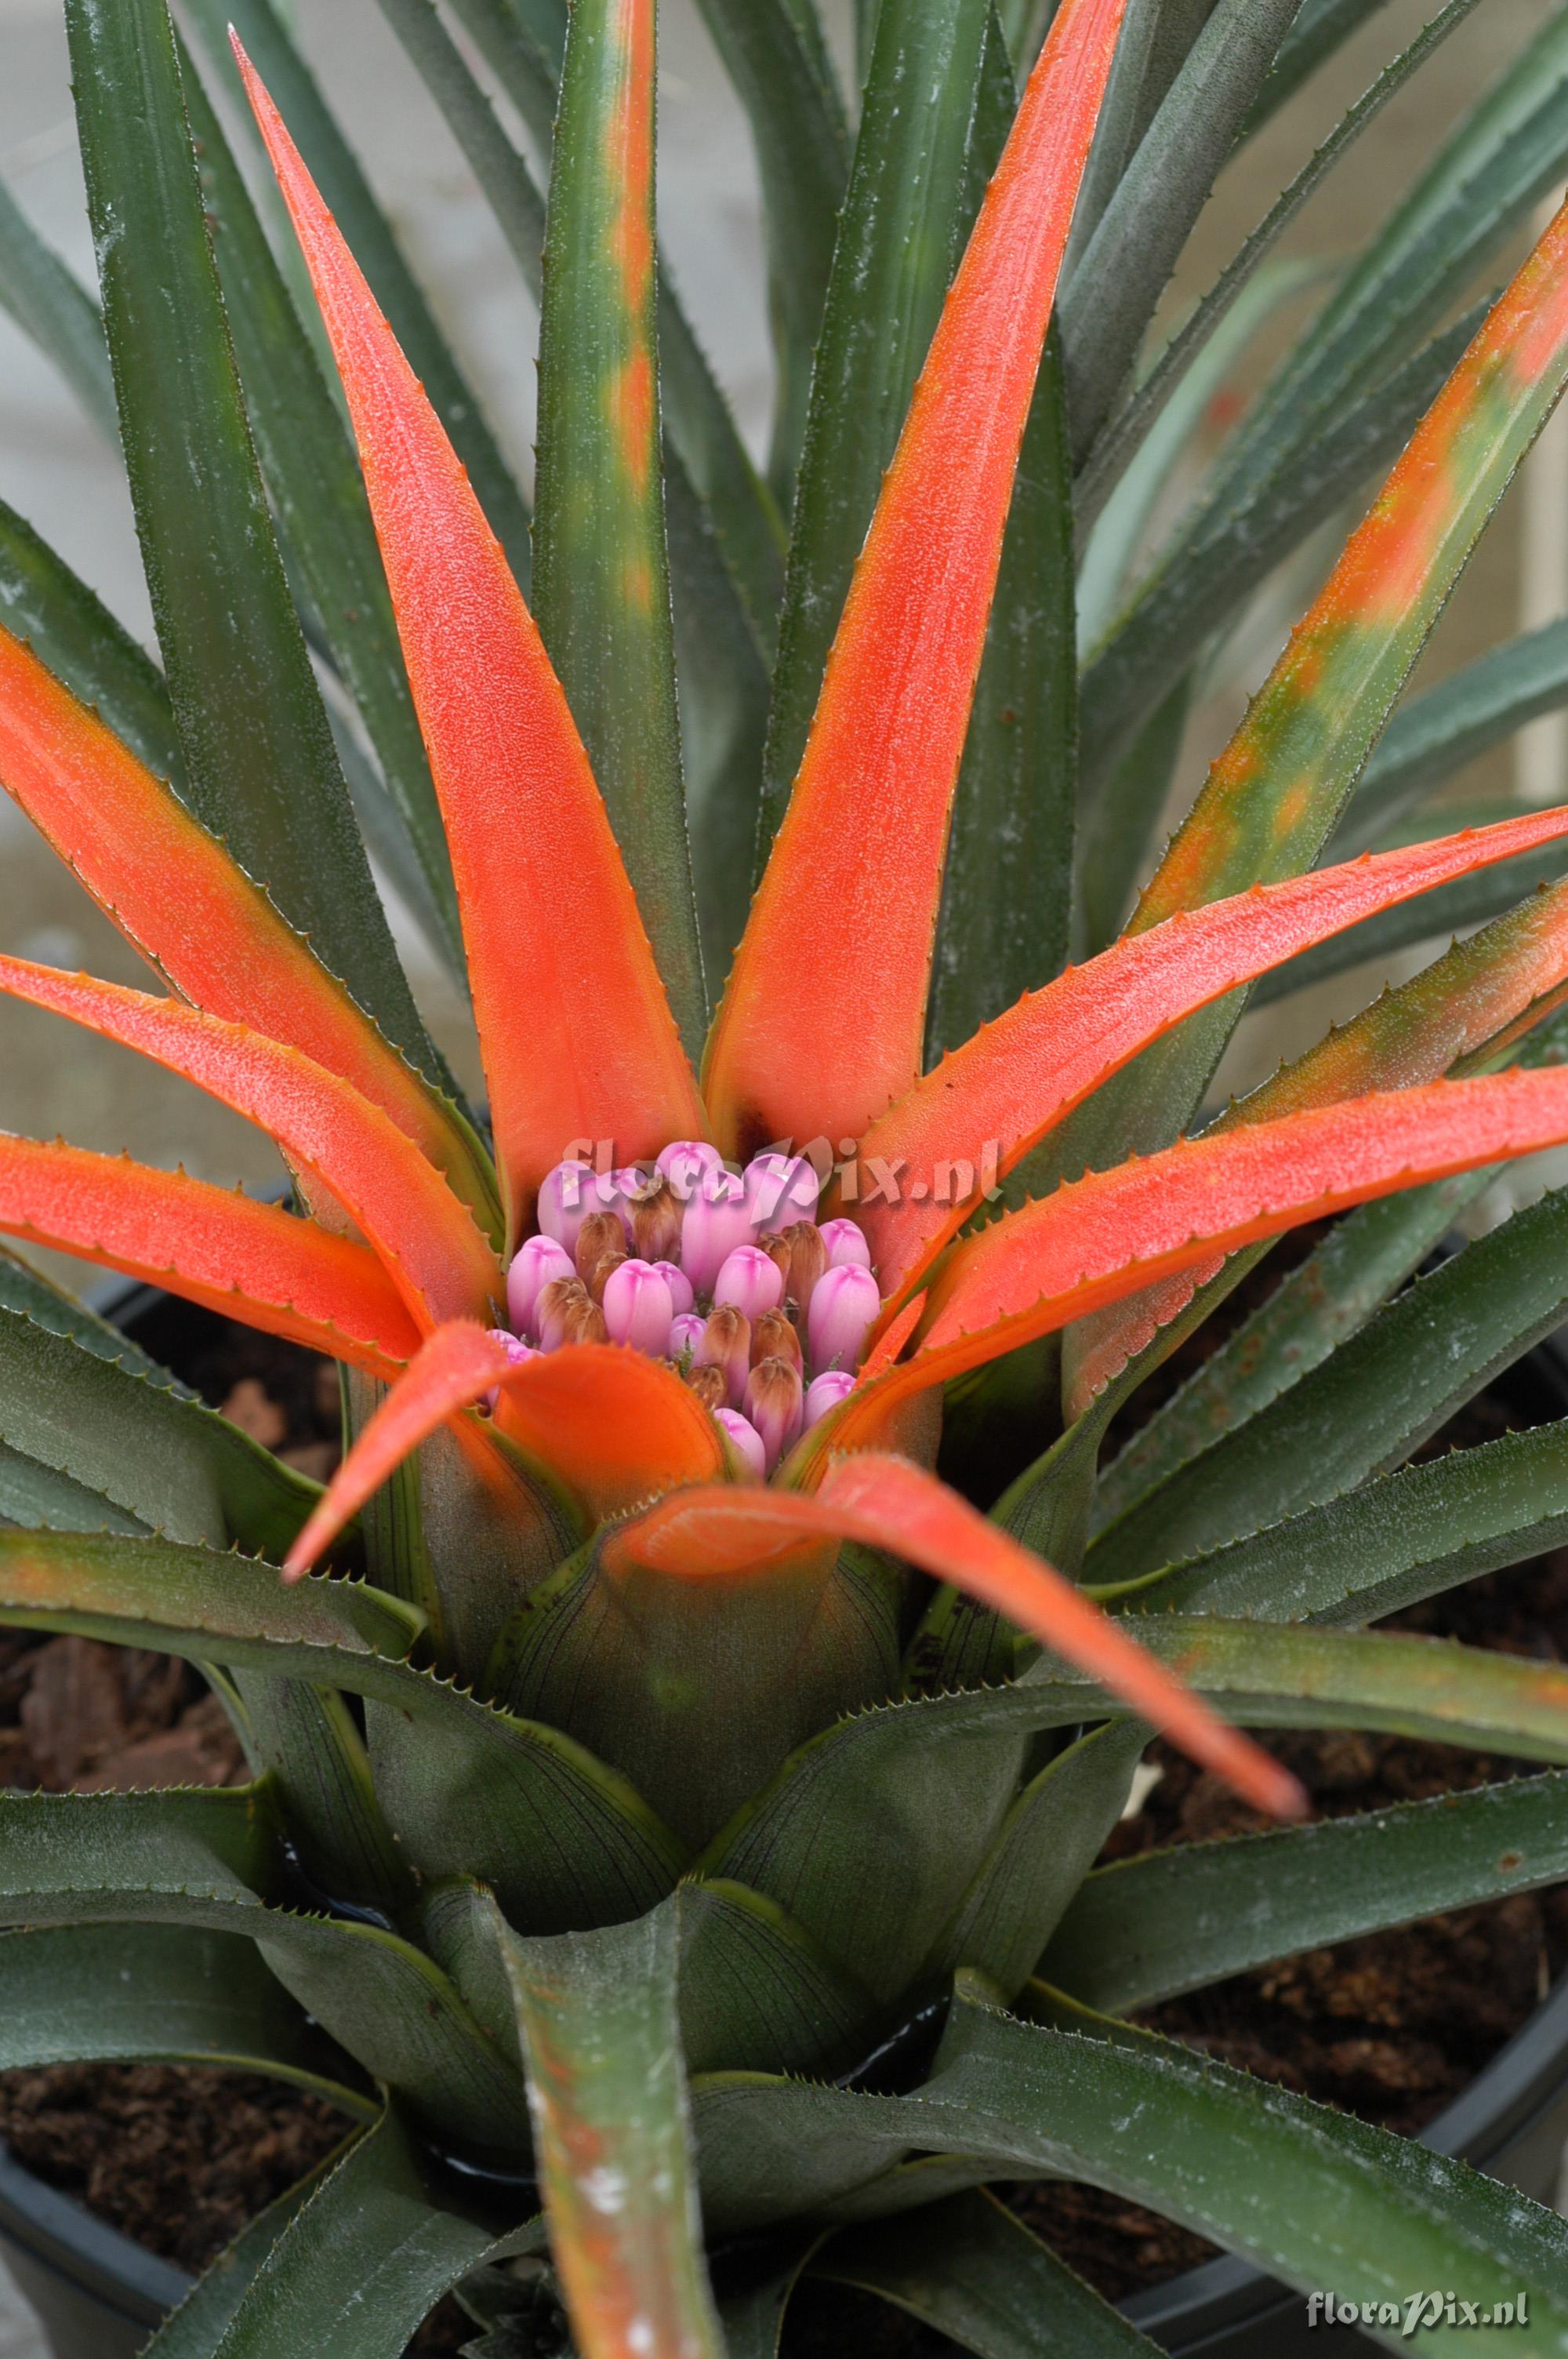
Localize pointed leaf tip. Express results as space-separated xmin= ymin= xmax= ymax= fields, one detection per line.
xmin=234 ymin=36 xmax=706 ymax=1242
xmin=702 ymin=0 xmax=1131 ymax=1158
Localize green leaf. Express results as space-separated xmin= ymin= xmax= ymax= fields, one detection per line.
xmin=1032 ymin=1616 xmax=1568 ymax=1766
xmin=198 ymin=2105 xmax=544 ymax=2359
xmin=0 ymin=1787 xmax=535 ymax=2156
xmin=1072 ymin=674 xmax=1191 ymax=959
xmin=184 ymin=0 xmax=534 ymax=589
xmin=0 ymin=177 xmax=115 ymax=440
xmin=489 ymin=1526 xmax=900 ymax=1848
xmin=927 ymin=314 xmax=1076 ymax=1055
xmin=492 ymin=1895 xmax=724 ymax=2359
xmin=179 ymin=43 xmax=462 ymax=977
xmin=696 ymin=1975 xmax=1568 ymax=2316
xmin=0 ymin=1293 xmax=322 ymax=1561
xmin=1338 ymin=616 xmax=1568 ymax=859
xmin=1132 ymin=1416 xmax=1568 ymax=1629
xmin=1076 ymin=294 xmax=1479 ymax=831
xmin=0 ymin=496 xmax=179 ymax=782
xmin=64 ymin=0 xmax=432 ymax=1074
xmin=1075 ymin=259 xmax=1326 ymax=664
xmin=1076 ymin=0 xmax=1479 ymax=542
xmin=1243 ymin=0 xmax=1393 ymax=133
xmin=1043 ymin=1770 xmax=1568 ymax=2016
xmin=1083 ymin=2 xmax=1568 ymax=783
xmin=697 ymin=1698 xmax=1027 ymax=2005
xmin=231 ymin=1670 xmax=416 ymax=1923
xmin=717 ymin=2234 xmax=824 ymax=2359
xmin=0 ymin=1525 xmax=686 ymax=1933
xmin=143 ymin=2138 xmax=358 ymax=2359
xmin=0 ymin=1781 xmax=281 ymax=1923
xmin=1090 ymin=1174 xmax=1489 ymax=1537
xmin=1085 ymin=1184 xmax=1568 ymax=1583
xmin=670 ymin=449 xmax=773 ymax=986
xmin=0 ymin=1525 xmax=426 ymax=1667
xmin=0 ymin=1445 xmax=146 ymax=1537
xmin=757 ymin=0 xmax=992 ymax=853
xmin=435 ymin=0 xmax=787 ymax=647
xmin=690 ymin=0 xmax=849 ymax=500
xmin=1058 ymin=0 xmax=1299 ymax=459
xmin=0 ymin=1923 xmax=365 ymax=2109
xmin=922 ymin=1720 xmax=1146 ymax=2000
xmin=677 ymin=1877 xmax=875 ymax=2078
xmin=532 ymin=0 xmax=706 ymax=1052
xmin=817 ymin=2187 xmax=1160 ymax=2358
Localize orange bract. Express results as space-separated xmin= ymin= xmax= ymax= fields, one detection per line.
xmin=237 ymin=40 xmax=706 ymax=1249
xmin=701 ymin=0 xmax=1130 ymax=1159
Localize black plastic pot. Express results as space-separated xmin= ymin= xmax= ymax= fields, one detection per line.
xmin=2 ymin=1286 xmax=1567 ymax=2358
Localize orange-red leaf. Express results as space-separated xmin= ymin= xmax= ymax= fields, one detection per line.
xmin=285 ymin=1323 xmax=729 ymax=1573
xmin=702 ymin=0 xmax=1128 ymax=1160
xmin=0 ymin=1134 xmax=418 ymax=1377
xmin=0 ymin=627 xmax=499 ymax=1231
xmin=0 ymin=957 xmax=499 ymax=1330
xmin=606 ymin=1455 xmax=1301 ymax=1817
xmin=237 ymin=42 xmax=706 ymax=1245
xmin=856 ymin=803 xmax=1568 ymax=1303
xmin=845 ymin=1067 xmax=1568 ymax=1427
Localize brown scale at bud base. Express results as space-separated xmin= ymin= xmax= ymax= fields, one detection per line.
xmin=780 ymin=1219 xmax=828 ymax=1310
xmin=695 ymin=1303 xmax=750 ymax=1406
xmin=575 ymin=1210 xmax=625 ymax=1286
xmin=683 ymin=1362 xmax=727 ymax=1412
xmin=752 ymin=1306 xmax=803 ymax=1372
xmin=561 ymin=1292 xmax=608 ymax=1347
xmin=588 ymin=1249 xmax=626 ymax=1305
xmin=630 ymin=1174 xmax=683 ymax=1263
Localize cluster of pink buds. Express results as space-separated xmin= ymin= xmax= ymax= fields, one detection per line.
xmin=492 ymin=1145 xmax=881 ymax=1476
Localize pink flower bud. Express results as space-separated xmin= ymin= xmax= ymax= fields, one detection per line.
xmin=804 ymin=1369 xmax=855 ymax=1430
xmin=653 ymin=1259 xmax=695 ymax=1316
xmin=655 ymin=1140 xmax=726 ymax=1201
xmin=603 ymin=1165 xmax=651 ymax=1241
xmin=505 ymin=1234 xmax=574 ymax=1341
xmin=808 ymin=1262 xmax=881 ymax=1374
xmin=535 ymin=1161 xmax=597 ymax=1256
xmin=668 ymin=1311 xmax=706 ymax=1360
xmin=601 ymin=1259 xmax=674 ymax=1356
xmin=713 ymin=1245 xmax=785 ymax=1322
xmin=818 ymin=1217 xmax=873 ymax=1270
xmin=744 ymin=1152 xmax=822 ymax=1233
xmin=695 ymin=1305 xmax=750 ymax=1406
xmin=485 ymin=1328 xmax=535 ymax=1408
xmin=679 ymin=1183 xmax=755 ymax=1296
xmin=714 ymin=1406 xmax=767 ymax=1481
xmin=742 ymin=1357 xmax=804 ymax=1472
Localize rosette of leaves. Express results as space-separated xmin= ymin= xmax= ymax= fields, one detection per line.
xmin=2 ymin=0 xmax=1568 ymax=2351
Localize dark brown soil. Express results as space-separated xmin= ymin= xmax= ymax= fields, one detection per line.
xmin=5 ymin=1291 xmax=1568 ymax=2355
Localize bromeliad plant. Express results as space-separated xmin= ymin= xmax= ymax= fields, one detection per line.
xmin=11 ymin=0 xmax=1568 ymax=2350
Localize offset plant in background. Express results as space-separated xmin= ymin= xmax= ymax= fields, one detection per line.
xmin=7 ymin=0 xmax=1568 ymax=2347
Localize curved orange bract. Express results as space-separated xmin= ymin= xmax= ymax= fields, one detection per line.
xmin=702 ymin=0 xmax=1129 ymax=1160
xmin=0 ymin=1135 xmax=419 ymax=1378
xmin=856 ymin=805 xmax=1568 ymax=1302
xmin=0 ymin=627 xmax=496 ymax=1230
xmin=0 ymin=956 xmax=500 ymax=1331
xmin=607 ymin=1454 xmax=1301 ymax=1817
xmin=238 ymin=43 xmax=706 ymax=1247
xmin=285 ymin=1325 xmax=732 ymax=1576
